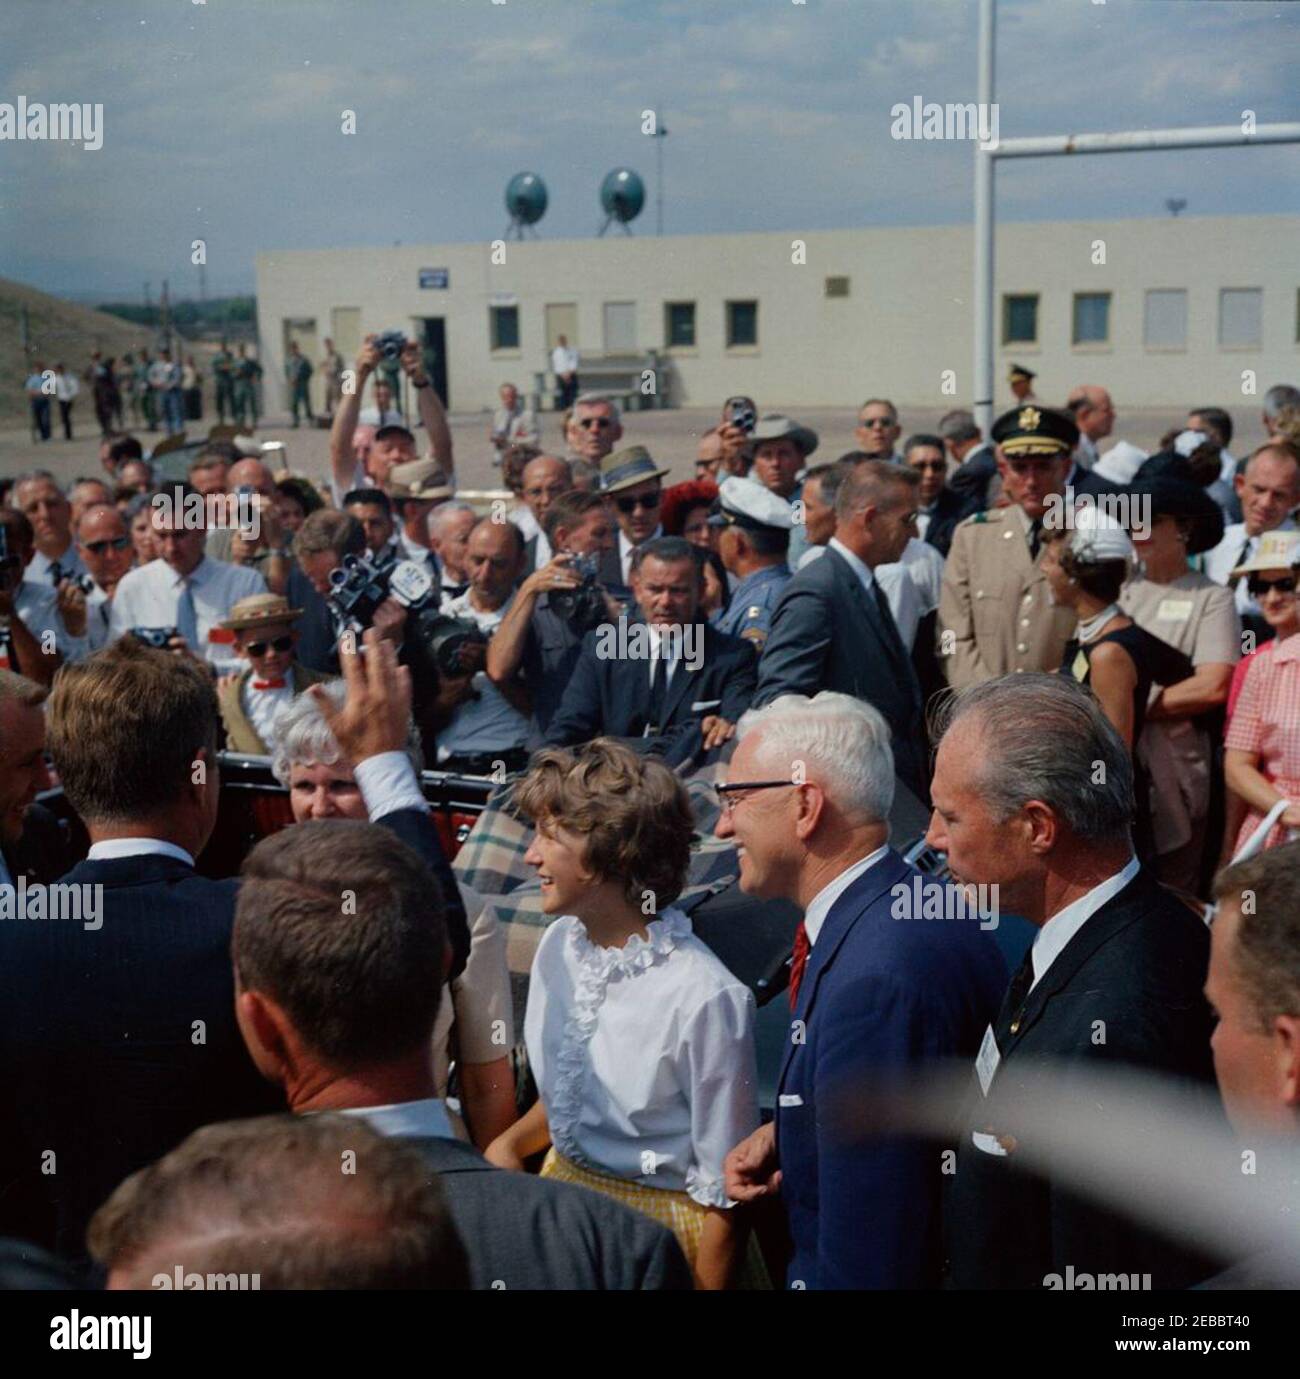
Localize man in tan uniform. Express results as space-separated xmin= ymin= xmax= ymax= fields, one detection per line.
xmin=938 ymin=405 xmax=1079 ymax=688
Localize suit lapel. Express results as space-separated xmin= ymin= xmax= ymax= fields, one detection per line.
xmin=1000 ymin=870 xmax=1154 ymax=1051
xmin=777 ymin=849 xmax=911 ymax=1094
xmin=659 ymin=623 xmax=709 ymax=725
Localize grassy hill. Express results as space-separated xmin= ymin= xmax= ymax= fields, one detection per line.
xmin=0 ymin=277 xmax=154 ymax=429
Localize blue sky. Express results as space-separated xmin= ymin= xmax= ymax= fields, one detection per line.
xmin=1 ymin=0 xmax=1297 ymax=300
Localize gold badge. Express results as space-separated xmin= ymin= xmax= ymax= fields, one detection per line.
xmin=1018 ymin=406 xmax=1041 ymax=431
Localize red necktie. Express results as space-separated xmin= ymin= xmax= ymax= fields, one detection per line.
xmin=252 ymin=678 xmax=286 ymax=690
xmin=788 ymin=920 xmax=810 ymax=1012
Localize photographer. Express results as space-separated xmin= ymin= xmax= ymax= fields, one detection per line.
xmin=329 ymin=334 xmax=454 ymax=506
xmin=430 ymin=519 xmax=531 ymax=775
xmin=0 ymin=509 xmax=81 ymax=685
xmin=486 ymin=490 xmax=618 ymax=737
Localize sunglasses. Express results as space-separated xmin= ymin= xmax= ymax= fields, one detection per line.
xmin=910 ymin=460 xmax=946 ymax=472
xmin=1247 ymin=574 xmax=1299 ymax=596
xmin=859 ymin=417 xmax=896 ymax=429
xmin=244 ymin=634 xmax=293 ymax=657
xmin=615 ymin=491 xmax=661 ymax=514
xmin=83 ymin=536 xmax=130 ymax=555
xmin=578 ymin=417 xmax=613 ymax=430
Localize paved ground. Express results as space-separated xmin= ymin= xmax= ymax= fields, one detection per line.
xmin=0 ymin=403 xmax=1266 ymax=495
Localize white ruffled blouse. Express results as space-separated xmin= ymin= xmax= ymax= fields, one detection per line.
xmin=524 ymin=907 xmax=760 ymax=1208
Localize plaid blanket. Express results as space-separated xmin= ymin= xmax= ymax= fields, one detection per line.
xmin=453 ymin=756 xmax=740 ymax=977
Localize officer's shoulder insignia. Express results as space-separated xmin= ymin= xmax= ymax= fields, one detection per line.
xmin=746 ymin=605 xmax=764 ymax=619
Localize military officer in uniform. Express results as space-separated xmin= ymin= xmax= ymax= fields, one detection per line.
xmin=285 ymin=342 xmax=314 ymax=428
xmin=709 ymin=476 xmax=793 ymax=653
xmin=937 ymin=405 xmax=1079 ymax=689
xmin=213 ymin=342 xmax=236 ymax=424
xmin=1008 ymin=363 xmax=1038 ymax=404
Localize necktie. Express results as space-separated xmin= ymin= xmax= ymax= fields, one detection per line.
xmin=870 ymin=578 xmax=908 ymax=665
xmin=175 ymin=578 xmax=199 ymax=649
xmin=646 ymin=651 xmax=667 ymax=734
xmin=1028 ymin=518 xmax=1043 ymax=560
xmin=48 ymin=560 xmax=65 ymax=587
xmin=252 ymin=677 xmax=286 ymax=690
xmin=788 ymin=920 xmax=810 ymax=1012
xmin=994 ymin=948 xmax=1037 ymax=1043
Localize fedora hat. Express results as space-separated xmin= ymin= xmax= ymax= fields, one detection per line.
xmin=601 ymin=445 xmax=670 ymax=495
xmin=749 ymin=414 xmax=819 ymax=458
xmin=388 ymin=458 xmax=454 ymax=501
xmin=220 ymin=593 xmax=303 ymax=633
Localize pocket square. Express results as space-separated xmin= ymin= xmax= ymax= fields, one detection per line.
xmin=778 ymin=1094 xmax=804 ymax=1108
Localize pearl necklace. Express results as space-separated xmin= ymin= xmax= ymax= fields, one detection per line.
xmin=1077 ymin=603 xmax=1121 ymax=645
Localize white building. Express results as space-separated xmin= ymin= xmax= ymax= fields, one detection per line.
xmin=255 ymin=214 xmax=1299 ymax=415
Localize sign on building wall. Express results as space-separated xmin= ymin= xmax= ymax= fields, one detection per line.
xmin=419 ymin=268 xmax=449 ymax=289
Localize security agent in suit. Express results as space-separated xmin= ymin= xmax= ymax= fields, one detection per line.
xmin=754 ymin=458 xmax=930 ymax=805
xmin=232 ymin=817 xmax=692 ymax=1290
xmin=905 ymin=431 xmax=974 ymax=559
xmin=720 ymin=693 xmax=1005 ymax=1289
xmin=941 ymin=408 xmax=998 ymax=512
xmin=543 ymin=536 xmax=758 ymax=762
xmin=596 ymin=446 xmax=669 ymax=595
xmin=937 ymin=406 xmax=1080 ymax=690
xmin=0 ymin=633 xmax=470 ymax=1260
xmin=927 ymin=674 xmax=1218 ymax=1290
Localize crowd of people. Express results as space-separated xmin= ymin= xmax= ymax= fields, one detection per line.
xmin=1 ymin=341 xmax=1299 ymax=1291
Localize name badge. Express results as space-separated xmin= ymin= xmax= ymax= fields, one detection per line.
xmin=1155 ymin=598 xmax=1194 ymax=623
xmin=975 ymin=1023 xmax=1001 ymax=1097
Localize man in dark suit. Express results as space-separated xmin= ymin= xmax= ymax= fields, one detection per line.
xmin=544 ymin=536 xmax=757 ymax=760
xmin=927 ymin=673 xmax=1219 ymax=1289
xmin=596 ymin=446 xmax=668 ymax=592
xmin=232 ymin=817 xmax=691 ymax=1290
xmin=942 ymin=409 xmax=999 ymax=512
xmin=721 ymin=692 xmax=1005 ymax=1288
xmin=906 ymin=431 xmax=973 ymax=558
xmin=0 ymin=632 xmax=467 ymax=1260
xmin=754 ymin=458 xmax=929 ymax=803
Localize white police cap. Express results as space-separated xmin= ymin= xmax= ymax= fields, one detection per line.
xmin=710 ymin=476 xmax=794 ymax=532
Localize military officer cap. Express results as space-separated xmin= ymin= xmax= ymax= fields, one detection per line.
xmin=1007 ymin=363 xmax=1037 ymax=383
xmin=708 ymin=476 xmax=794 ymax=532
xmin=991 ymin=404 xmax=1078 ymax=458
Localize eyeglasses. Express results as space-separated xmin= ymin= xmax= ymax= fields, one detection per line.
xmin=244 ymin=634 xmax=293 ymax=657
xmin=714 ymin=780 xmax=796 ymax=814
xmin=859 ymin=417 xmax=896 ymax=429
xmin=615 ymin=491 xmax=661 ymax=514
xmin=83 ymin=536 xmax=130 ymax=555
xmin=578 ymin=417 xmax=613 ymax=430
xmin=1247 ymin=573 xmax=1299 ymax=596
xmin=910 ymin=460 xmax=946 ymax=472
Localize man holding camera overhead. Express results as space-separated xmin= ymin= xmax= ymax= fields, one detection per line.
xmin=328 ymin=333 xmax=455 ymax=507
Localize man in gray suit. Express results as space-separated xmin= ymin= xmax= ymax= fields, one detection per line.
xmin=231 ymin=818 xmax=691 ymax=1291
xmin=754 ymin=458 xmax=929 ymax=803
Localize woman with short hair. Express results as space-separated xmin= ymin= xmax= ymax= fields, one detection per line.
xmin=486 ymin=738 xmax=764 ymax=1289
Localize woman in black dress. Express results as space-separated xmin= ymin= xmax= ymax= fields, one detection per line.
xmin=1041 ymin=511 xmax=1192 ymax=859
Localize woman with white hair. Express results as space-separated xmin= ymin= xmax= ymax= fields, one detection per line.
xmin=269 ymin=677 xmax=517 ymax=1150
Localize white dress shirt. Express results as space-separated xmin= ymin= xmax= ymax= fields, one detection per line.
xmin=27 ymin=543 xmax=86 ymax=585
xmin=1029 ymin=855 xmax=1140 ymax=990
xmin=645 ymin=622 xmax=681 ymax=691
xmin=54 ymin=371 xmax=80 ymax=402
xmin=85 ymin=584 xmax=113 ymax=652
xmin=241 ymin=677 xmax=294 ymax=747
xmin=109 ymin=556 xmax=267 ymax=675
xmin=801 ymin=843 xmax=891 ymax=947
xmin=525 ymin=908 xmax=759 ymax=1207
xmin=86 ymin=837 xmax=196 ymax=866
xmin=397 ymin=527 xmax=437 ymax=572
xmin=827 ymin=537 xmax=924 ymax=650
xmin=510 ymin=506 xmax=541 ymax=541
xmin=620 ymin=524 xmax=664 ymax=585
xmin=1203 ymin=520 xmax=1298 ymax=619
xmin=14 ymin=579 xmax=88 ymax=662
xmin=339 ymin=1097 xmax=456 ymax=1141
xmin=357 ymin=407 xmax=405 ymax=428
xmin=551 ymin=344 xmax=579 ymax=375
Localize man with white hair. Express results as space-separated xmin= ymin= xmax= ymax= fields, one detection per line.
xmin=720 ymin=692 xmax=1005 ymax=1289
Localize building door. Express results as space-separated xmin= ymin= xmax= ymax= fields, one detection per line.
xmin=416 ymin=318 xmax=448 ymax=408
xmin=330 ymin=307 xmax=361 ymax=360
xmin=603 ymin=301 xmax=637 ymax=354
xmin=282 ymin=317 xmax=318 ymax=413
xmin=545 ymin=303 xmax=578 ymax=353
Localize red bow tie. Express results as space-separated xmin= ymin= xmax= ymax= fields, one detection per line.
xmin=251 ymin=678 xmax=286 ymax=691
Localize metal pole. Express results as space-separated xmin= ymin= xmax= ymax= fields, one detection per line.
xmin=972 ymin=0 xmax=996 ymax=435
xmin=653 ymin=124 xmax=668 ymax=237
xmin=990 ymin=122 xmax=1300 ymax=158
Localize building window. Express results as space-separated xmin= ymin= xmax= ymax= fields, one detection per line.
xmin=1219 ymin=288 xmax=1262 ymax=349
xmin=665 ymin=302 xmax=696 ymax=347
xmin=1073 ymin=292 xmax=1111 ymax=346
xmin=825 ymin=276 xmax=851 ymax=299
xmin=726 ymin=300 xmax=758 ymax=348
xmin=1002 ymin=294 xmax=1038 ymax=345
xmin=1144 ymin=289 xmax=1187 ymax=350
xmin=490 ymin=305 xmax=519 ymax=351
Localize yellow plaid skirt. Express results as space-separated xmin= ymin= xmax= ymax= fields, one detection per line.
xmin=540 ymin=1148 xmax=769 ymax=1288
